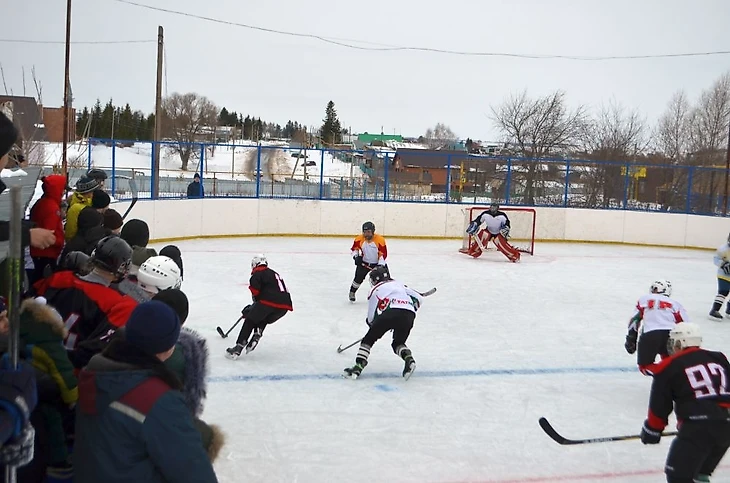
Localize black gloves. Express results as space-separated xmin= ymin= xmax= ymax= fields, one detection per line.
xmin=625 ymin=331 xmax=637 ymax=354
xmin=640 ymin=420 xmax=661 ymax=445
xmin=354 ymin=255 xmax=363 ymax=266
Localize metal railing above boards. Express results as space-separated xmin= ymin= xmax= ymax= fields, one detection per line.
xmin=77 ymin=138 xmax=730 ymax=216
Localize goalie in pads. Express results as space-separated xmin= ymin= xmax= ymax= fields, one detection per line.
xmin=464 ymin=203 xmax=520 ymax=262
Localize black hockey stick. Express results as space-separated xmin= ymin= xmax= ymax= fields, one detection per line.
xmin=216 ymin=316 xmax=244 ymax=339
xmin=538 ymin=417 xmax=678 ymax=445
xmin=417 ymin=287 xmax=437 ymax=297
xmin=121 ymin=178 xmax=139 ymax=220
xmin=336 ymin=338 xmax=362 ymax=354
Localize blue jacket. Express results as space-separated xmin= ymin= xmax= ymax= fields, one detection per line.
xmin=74 ymin=342 xmax=218 ymax=483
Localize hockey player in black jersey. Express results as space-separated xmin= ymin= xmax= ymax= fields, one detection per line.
xmin=226 ymin=254 xmax=293 ymax=359
xmin=640 ymin=322 xmax=730 ymax=483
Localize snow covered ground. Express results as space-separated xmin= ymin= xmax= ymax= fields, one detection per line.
xmin=159 ymin=236 xmax=730 ymax=483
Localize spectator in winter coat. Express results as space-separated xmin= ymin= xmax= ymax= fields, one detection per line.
xmin=60 ymin=207 xmax=108 ymax=261
xmin=29 ymin=174 xmax=68 ymax=283
xmin=65 ymin=177 xmax=101 ymax=241
xmin=74 ymin=301 xmax=218 ymax=483
xmin=186 ymin=173 xmax=204 ymax=198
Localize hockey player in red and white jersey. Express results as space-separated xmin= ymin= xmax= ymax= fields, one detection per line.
xmin=343 ymin=266 xmax=422 ymax=380
xmin=464 ymin=203 xmax=520 ymax=262
xmin=624 ymin=279 xmax=689 ymax=376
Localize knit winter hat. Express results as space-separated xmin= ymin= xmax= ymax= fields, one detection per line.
xmin=120 ymin=219 xmax=150 ymax=248
xmin=75 ymin=176 xmax=100 ymax=194
xmin=152 ymin=288 xmax=189 ymax=325
xmin=77 ymin=206 xmax=104 ymax=232
xmin=159 ymin=245 xmax=183 ymax=279
xmin=131 ymin=246 xmax=157 ymax=268
xmin=92 ymin=190 xmax=111 ymax=210
xmin=103 ymin=209 xmax=123 ymax=231
xmin=125 ymin=301 xmax=181 ymax=355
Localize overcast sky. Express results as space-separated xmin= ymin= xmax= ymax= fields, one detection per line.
xmin=3 ymin=0 xmax=729 ymax=140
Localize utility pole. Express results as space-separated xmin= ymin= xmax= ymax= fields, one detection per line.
xmin=725 ymin=120 xmax=730 ymax=216
xmin=61 ymin=0 xmax=72 ymax=179
xmin=153 ymin=26 xmax=164 ymax=199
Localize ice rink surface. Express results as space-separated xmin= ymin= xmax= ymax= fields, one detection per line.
xmin=150 ymin=236 xmax=730 ymax=483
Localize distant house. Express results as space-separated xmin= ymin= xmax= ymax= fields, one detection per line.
xmin=392 ymin=148 xmax=472 ymax=193
xmin=0 ymin=95 xmax=76 ymax=145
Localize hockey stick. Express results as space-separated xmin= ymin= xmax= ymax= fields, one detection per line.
xmin=121 ymin=178 xmax=139 ymax=220
xmin=216 ymin=316 xmax=244 ymax=339
xmin=417 ymin=287 xmax=437 ymax=297
xmin=336 ymin=338 xmax=362 ymax=353
xmin=538 ymin=417 xmax=678 ymax=445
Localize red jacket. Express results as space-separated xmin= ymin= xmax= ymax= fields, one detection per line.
xmin=30 ymin=175 xmax=67 ymax=259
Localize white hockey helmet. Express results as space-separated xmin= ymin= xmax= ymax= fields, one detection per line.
xmin=137 ymin=255 xmax=182 ymax=294
xmin=667 ymin=322 xmax=702 ymax=355
xmin=251 ymin=254 xmax=268 ymax=269
xmin=650 ymin=279 xmax=672 ymax=297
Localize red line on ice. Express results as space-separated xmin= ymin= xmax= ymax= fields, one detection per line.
xmin=444 ymin=464 xmax=729 ymax=483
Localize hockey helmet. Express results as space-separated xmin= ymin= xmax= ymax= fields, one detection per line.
xmin=489 ymin=202 xmax=500 ymax=214
xmin=138 ymin=255 xmax=183 ymax=293
xmin=86 ymin=168 xmax=108 ymax=182
xmin=251 ymin=254 xmax=268 ymax=269
xmin=362 ymin=221 xmax=375 ymax=240
xmin=667 ymin=322 xmax=702 ymax=355
xmin=90 ymin=235 xmax=132 ymax=278
xmin=650 ymin=279 xmax=672 ymax=297
xmin=62 ymin=251 xmax=91 ymax=275
xmin=369 ymin=265 xmax=391 ymax=286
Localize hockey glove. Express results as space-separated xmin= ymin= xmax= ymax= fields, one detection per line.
xmin=410 ymin=295 xmax=421 ymax=312
xmin=624 ymin=331 xmax=638 ymax=355
xmin=241 ymin=304 xmax=252 ymax=317
xmin=354 ymin=255 xmax=363 ymax=266
xmin=466 ymin=221 xmax=480 ymax=236
xmin=365 ymin=317 xmax=372 ymax=327
xmin=640 ymin=420 xmax=661 ymax=445
xmin=722 ymin=261 xmax=730 ymax=275
xmin=499 ymin=226 xmax=510 ymax=238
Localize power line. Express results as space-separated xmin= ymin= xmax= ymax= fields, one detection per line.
xmin=110 ymin=0 xmax=730 ymax=60
xmin=0 ymin=39 xmax=155 ymax=45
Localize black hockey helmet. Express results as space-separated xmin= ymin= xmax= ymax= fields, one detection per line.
xmin=369 ymin=265 xmax=391 ymax=286
xmin=362 ymin=221 xmax=375 ymax=233
xmin=90 ymin=235 xmax=132 ymax=278
xmin=86 ymin=168 xmax=108 ymax=182
xmin=62 ymin=251 xmax=92 ymax=275
xmin=489 ymin=202 xmax=499 ymax=214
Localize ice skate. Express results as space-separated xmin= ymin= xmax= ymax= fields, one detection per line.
xmin=709 ymin=310 xmax=723 ymax=321
xmin=246 ymin=328 xmax=263 ymax=354
xmin=226 ymin=343 xmax=245 ymax=360
xmin=343 ymin=364 xmax=363 ymax=379
xmin=402 ymin=356 xmax=416 ymax=380
xmin=348 ymin=291 xmax=356 ymax=302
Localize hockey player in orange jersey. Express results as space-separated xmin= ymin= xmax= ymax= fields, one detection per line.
xmin=348 ymin=221 xmax=388 ymax=302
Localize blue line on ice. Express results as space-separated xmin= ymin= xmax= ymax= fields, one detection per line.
xmin=208 ymin=365 xmax=636 ymax=383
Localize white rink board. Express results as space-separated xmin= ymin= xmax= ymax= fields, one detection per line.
xmin=113 ymin=198 xmax=727 ymax=248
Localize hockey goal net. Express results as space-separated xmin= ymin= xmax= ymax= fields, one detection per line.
xmin=459 ymin=206 xmax=536 ymax=255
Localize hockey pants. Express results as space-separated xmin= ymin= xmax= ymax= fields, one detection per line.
xmin=664 ymin=420 xmax=730 ymax=483
xmin=636 ymin=329 xmax=670 ymax=376
xmin=468 ymin=230 xmax=520 ymax=262
xmin=236 ymin=303 xmax=288 ymax=345
xmin=355 ymin=309 xmax=415 ymax=368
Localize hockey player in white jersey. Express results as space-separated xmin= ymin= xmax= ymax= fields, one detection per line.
xmin=343 ymin=266 xmax=422 ymax=380
xmin=709 ymin=233 xmax=730 ymax=320
xmin=624 ymin=279 xmax=689 ymax=376
xmin=463 ymin=203 xmax=520 ymax=262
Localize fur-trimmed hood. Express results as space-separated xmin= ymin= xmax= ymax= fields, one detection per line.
xmin=177 ymin=328 xmax=209 ymax=416
xmin=20 ymin=297 xmax=67 ymax=338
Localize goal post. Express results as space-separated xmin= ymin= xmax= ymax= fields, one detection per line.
xmin=458 ymin=206 xmax=536 ymax=255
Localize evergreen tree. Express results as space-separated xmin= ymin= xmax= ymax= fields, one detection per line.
xmin=76 ymin=107 xmax=90 ymax=138
xmin=243 ymin=115 xmax=253 ymax=139
xmin=321 ymin=100 xmax=342 ymax=145
xmin=90 ymin=99 xmax=103 ymax=138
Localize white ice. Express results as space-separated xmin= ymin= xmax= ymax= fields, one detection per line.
xmin=152 ymin=236 xmax=730 ymax=483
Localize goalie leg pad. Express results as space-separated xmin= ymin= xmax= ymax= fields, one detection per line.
xmin=494 ymin=234 xmax=520 ymax=263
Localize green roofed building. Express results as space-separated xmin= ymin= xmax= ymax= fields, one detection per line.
xmin=357 ymin=132 xmax=403 ymax=144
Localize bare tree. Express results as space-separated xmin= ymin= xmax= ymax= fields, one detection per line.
xmin=653 ymin=91 xmax=692 ymax=210
xmin=490 ymin=90 xmax=586 ymax=204
xmin=686 ymin=72 xmax=730 ymax=212
xmin=162 ymin=92 xmax=218 ymax=171
xmin=423 ymin=123 xmax=457 ymax=149
xmin=579 ymin=101 xmax=647 ymax=208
